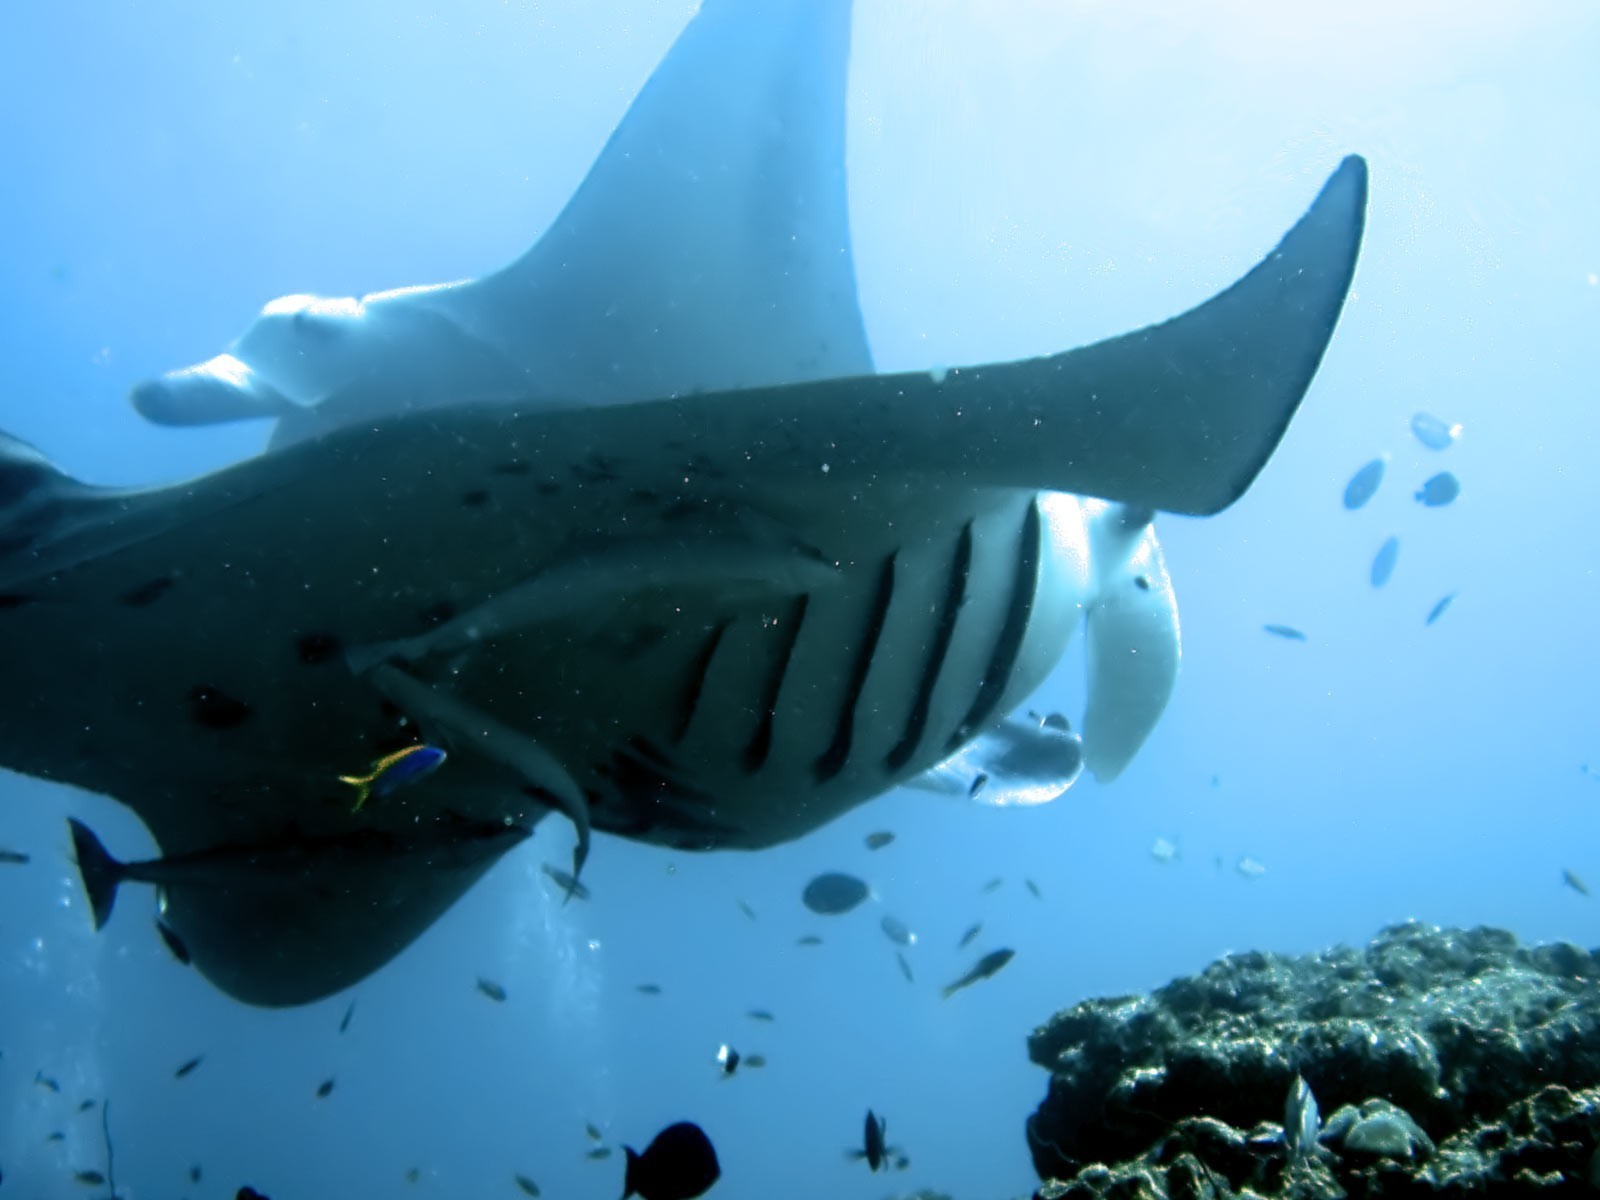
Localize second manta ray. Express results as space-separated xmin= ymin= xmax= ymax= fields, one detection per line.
xmin=0 ymin=0 xmax=1366 ymax=1006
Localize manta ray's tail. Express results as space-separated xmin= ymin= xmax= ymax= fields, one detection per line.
xmin=68 ymin=818 xmax=127 ymax=931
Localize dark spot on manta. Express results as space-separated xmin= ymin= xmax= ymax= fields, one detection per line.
xmin=419 ymin=602 xmax=455 ymax=628
xmin=460 ymin=489 xmax=491 ymax=508
xmin=296 ymin=633 xmax=342 ymax=665
xmin=119 ymin=576 xmax=174 ymax=607
xmin=188 ymin=686 xmax=251 ymax=730
xmin=0 ymin=592 xmax=35 ymax=610
xmin=1133 ymin=575 xmax=1151 ymax=591
xmin=536 ymin=481 xmax=561 ymax=496
xmin=492 ymin=459 xmax=531 ymax=476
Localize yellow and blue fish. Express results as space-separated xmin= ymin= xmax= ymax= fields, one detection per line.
xmin=340 ymin=744 xmax=447 ymax=812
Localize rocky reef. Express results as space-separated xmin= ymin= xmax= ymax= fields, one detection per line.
xmin=1026 ymin=922 xmax=1600 ymax=1197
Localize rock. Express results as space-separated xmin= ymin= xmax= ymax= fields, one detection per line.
xmin=1026 ymin=923 xmax=1600 ymax=1197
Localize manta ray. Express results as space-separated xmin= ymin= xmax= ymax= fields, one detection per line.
xmin=0 ymin=0 xmax=1366 ymax=1006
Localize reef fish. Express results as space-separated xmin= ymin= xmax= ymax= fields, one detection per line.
xmin=622 ymin=1122 xmax=720 ymax=1200
xmin=338 ymin=744 xmax=447 ymax=812
xmin=1263 ymin=624 xmax=1308 ymax=642
xmin=850 ymin=1109 xmax=891 ymax=1172
xmin=941 ymin=948 xmax=1016 ymax=998
xmin=1415 ymin=471 xmax=1460 ymax=507
xmin=802 ymin=872 xmax=870 ymax=915
xmin=1370 ymin=536 xmax=1400 ymax=588
xmin=1342 ymin=457 xmax=1386 ymax=509
xmin=0 ymin=0 xmax=1366 ymax=1008
xmin=1425 ymin=593 xmax=1456 ymax=626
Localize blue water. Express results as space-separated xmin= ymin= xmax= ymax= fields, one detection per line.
xmin=3 ymin=2 xmax=1598 ymax=1197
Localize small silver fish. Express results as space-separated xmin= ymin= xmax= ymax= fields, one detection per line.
xmin=1025 ymin=878 xmax=1042 ymax=899
xmin=1263 ymin=624 xmax=1307 ymax=642
xmin=864 ymin=831 xmax=895 ymax=851
xmin=746 ymin=1008 xmax=776 ymax=1022
xmin=476 ymin=978 xmax=508 ymax=1003
xmin=513 ymin=1173 xmax=541 ymax=1197
xmin=743 ymin=1054 xmax=768 ymax=1068
xmin=636 ymin=983 xmax=663 ymax=996
xmin=1411 ymin=412 xmax=1462 ymax=450
xmin=1425 ymin=593 xmax=1457 ymax=626
xmin=174 ymin=1054 xmax=204 ymax=1079
xmin=1562 ymin=869 xmax=1590 ymax=897
xmin=957 ymin=922 xmax=982 ymax=949
xmin=585 ymin=1147 xmax=613 ymax=1161
xmin=1415 ymin=471 xmax=1460 ymax=507
xmin=1237 ymin=857 xmax=1268 ymax=879
xmin=736 ymin=899 xmax=757 ymax=921
xmin=896 ymin=951 xmax=914 ymax=983
xmin=1284 ymin=1075 xmax=1321 ymax=1160
xmin=796 ymin=934 xmax=824 ymax=947
xmin=585 ymin=1122 xmax=604 ymax=1142
xmin=716 ymin=1044 xmax=741 ymax=1076
xmin=879 ymin=914 xmax=916 ymax=947
xmin=0 ymin=847 xmax=29 ymax=865
xmin=1150 ymin=837 xmax=1179 ymax=864
xmin=981 ymin=877 xmax=1003 ymax=894
xmin=338 ymin=999 xmax=356 ymax=1034
xmin=316 ymin=1077 xmax=335 ymax=1099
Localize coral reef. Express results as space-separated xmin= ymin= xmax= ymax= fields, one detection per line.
xmin=1026 ymin=922 xmax=1600 ymax=1197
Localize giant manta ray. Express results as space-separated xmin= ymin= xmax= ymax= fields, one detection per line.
xmin=0 ymin=0 xmax=1365 ymax=1006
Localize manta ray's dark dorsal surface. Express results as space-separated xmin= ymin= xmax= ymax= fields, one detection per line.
xmin=0 ymin=0 xmax=1367 ymax=1006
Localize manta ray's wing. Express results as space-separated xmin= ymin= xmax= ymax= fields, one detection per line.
xmin=130 ymin=0 xmax=869 ymax=448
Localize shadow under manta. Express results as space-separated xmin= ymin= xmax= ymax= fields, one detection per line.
xmin=0 ymin=0 xmax=1367 ymax=1007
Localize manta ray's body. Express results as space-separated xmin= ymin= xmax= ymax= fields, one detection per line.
xmin=0 ymin=1 xmax=1366 ymax=1006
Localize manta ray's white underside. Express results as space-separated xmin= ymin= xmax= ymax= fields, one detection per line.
xmin=0 ymin=0 xmax=1366 ymax=1006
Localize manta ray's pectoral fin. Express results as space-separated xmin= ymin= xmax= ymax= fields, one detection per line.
xmin=905 ymin=712 xmax=1085 ymax=807
xmin=367 ymin=665 xmax=592 ymax=885
xmin=345 ymin=522 xmax=839 ymax=675
xmin=1082 ymin=503 xmax=1180 ymax=783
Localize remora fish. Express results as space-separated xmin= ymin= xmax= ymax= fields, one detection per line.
xmin=941 ymin=948 xmax=1016 ymax=998
xmin=0 ymin=1 xmax=1366 ymax=1008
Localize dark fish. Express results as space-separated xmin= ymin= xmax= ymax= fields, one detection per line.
xmin=1563 ymin=869 xmax=1590 ymax=897
xmin=941 ymin=948 xmax=1016 ymax=999
xmin=801 ymin=871 xmax=870 ymax=915
xmin=1025 ymin=878 xmax=1042 ymax=899
xmin=35 ymin=1070 xmax=60 ymax=1092
xmin=746 ymin=1008 xmax=775 ymax=1022
xmin=981 ymin=877 xmax=1003 ymax=894
xmin=155 ymin=919 xmax=192 ymax=965
xmin=191 ymin=1164 xmax=203 ymax=1183
xmin=849 ymin=1109 xmax=889 ymax=1172
xmin=796 ymin=935 xmax=824 ymax=947
xmin=339 ymin=999 xmax=357 ymax=1034
xmin=1411 ymin=412 xmax=1462 ymax=450
xmin=893 ymin=1154 xmax=911 ymax=1170
xmin=1284 ymin=1075 xmax=1321 ymax=1161
xmin=513 ymin=1173 xmax=541 ymax=1196
xmin=635 ymin=983 xmax=663 ymax=995
xmin=541 ymin=863 xmax=591 ymax=902
xmin=174 ymin=1054 xmax=204 ymax=1079
xmin=743 ymin=1054 xmax=767 ymax=1068
xmin=879 ymin=914 xmax=916 ymax=947
xmin=864 ymin=831 xmax=895 ymax=851
xmin=1415 ymin=471 xmax=1460 ymax=507
xmin=957 ymin=922 xmax=982 ymax=949
xmin=45 ymin=1131 xmax=65 ymax=1142
xmin=736 ymin=899 xmax=757 ymax=921
xmin=477 ymin=978 xmax=508 ymax=1003
xmin=237 ymin=1189 xmax=272 ymax=1200
xmin=622 ymin=1121 xmax=720 ymax=1200
xmin=1370 ymin=536 xmax=1399 ymax=588
xmin=405 ymin=1167 xmax=420 ymax=1183
xmin=0 ymin=847 xmax=29 ymax=864
xmin=716 ymin=1044 xmax=740 ymax=1076
xmin=316 ymin=1077 xmax=335 ymax=1099
xmin=1425 ymin=593 xmax=1457 ymax=626
xmin=1263 ymin=624 xmax=1307 ymax=642
xmin=1342 ymin=456 xmax=1386 ymax=509
xmin=338 ymin=744 xmax=447 ymax=812
xmin=74 ymin=1169 xmax=107 ymax=1185
xmin=895 ymin=951 xmax=914 ymax=983
xmin=585 ymin=1147 xmax=613 ymax=1161
xmin=585 ymin=1121 xmax=604 ymax=1142
xmin=77 ymin=1099 xmax=95 ymax=1113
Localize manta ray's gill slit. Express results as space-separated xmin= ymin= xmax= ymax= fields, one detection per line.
xmin=743 ymin=594 xmax=811 ymax=773
xmin=674 ymin=618 xmax=732 ymax=744
xmin=0 ymin=592 xmax=34 ymax=609
xmin=813 ymin=552 xmax=898 ymax=784
xmin=886 ymin=522 xmax=974 ymax=773
xmin=117 ymin=576 xmax=174 ymax=608
xmin=948 ymin=500 xmax=1041 ymax=751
